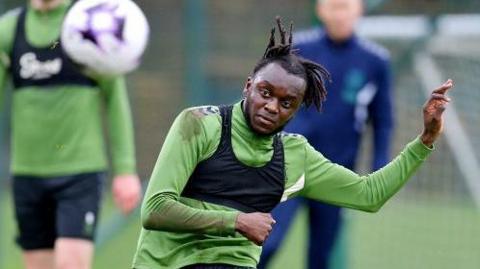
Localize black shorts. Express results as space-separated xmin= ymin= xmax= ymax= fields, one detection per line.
xmin=13 ymin=172 xmax=105 ymax=250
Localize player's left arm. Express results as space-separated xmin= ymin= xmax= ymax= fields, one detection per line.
xmin=299 ymin=80 xmax=453 ymax=212
xmin=299 ymin=137 xmax=431 ymax=212
xmin=99 ymin=76 xmax=141 ymax=215
xmin=368 ymin=57 xmax=394 ymax=170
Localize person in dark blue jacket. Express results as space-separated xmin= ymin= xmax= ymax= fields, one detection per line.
xmin=258 ymin=0 xmax=394 ymax=268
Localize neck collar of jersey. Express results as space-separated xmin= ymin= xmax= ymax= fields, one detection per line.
xmin=324 ymin=32 xmax=357 ymax=48
xmin=233 ymin=101 xmax=276 ymax=148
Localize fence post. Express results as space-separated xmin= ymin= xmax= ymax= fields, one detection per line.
xmin=184 ymin=0 xmax=210 ymax=106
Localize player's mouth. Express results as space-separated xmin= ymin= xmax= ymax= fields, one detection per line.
xmin=256 ymin=114 xmax=276 ymax=128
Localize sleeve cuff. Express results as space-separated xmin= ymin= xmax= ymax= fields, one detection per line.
xmin=409 ymin=136 xmax=435 ymax=160
xmin=113 ymin=162 xmax=136 ymax=176
xmin=221 ymin=211 xmax=239 ymax=236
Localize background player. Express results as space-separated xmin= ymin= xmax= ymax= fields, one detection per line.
xmin=0 ymin=0 xmax=142 ymax=268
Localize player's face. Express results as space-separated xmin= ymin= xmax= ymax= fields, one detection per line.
xmin=243 ymin=63 xmax=306 ymax=135
xmin=316 ymin=0 xmax=363 ymax=42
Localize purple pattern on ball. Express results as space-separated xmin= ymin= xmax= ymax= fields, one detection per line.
xmin=80 ymin=2 xmax=126 ymax=49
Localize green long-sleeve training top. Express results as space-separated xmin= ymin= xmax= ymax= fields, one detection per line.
xmin=133 ymin=102 xmax=433 ymax=269
xmin=0 ymin=1 xmax=136 ymax=176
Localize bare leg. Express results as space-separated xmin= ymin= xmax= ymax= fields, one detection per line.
xmin=23 ymin=249 xmax=54 ymax=269
xmin=55 ymin=238 xmax=94 ymax=269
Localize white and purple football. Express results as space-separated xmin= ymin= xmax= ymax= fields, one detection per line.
xmin=61 ymin=0 xmax=149 ymax=75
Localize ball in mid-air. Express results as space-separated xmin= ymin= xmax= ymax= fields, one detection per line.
xmin=61 ymin=0 xmax=149 ymax=75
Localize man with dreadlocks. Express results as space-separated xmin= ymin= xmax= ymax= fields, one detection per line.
xmin=132 ymin=17 xmax=453 ymax=269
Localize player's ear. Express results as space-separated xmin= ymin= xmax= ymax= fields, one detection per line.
xmin=243 ymin=77 xmax=253 ymax=97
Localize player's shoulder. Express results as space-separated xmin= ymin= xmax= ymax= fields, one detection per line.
xmin=0 ymin=7 xmax=22 ymax=54
xmin=293 ymin=27 xmax=324 ymax=47
xmin=174 ymin=105 xmax=221 ymax=141
xmin=356 ymin=37 xmax=390 ymax=61
xmin=182 ymin=105 xmax=220 ymax=118
xmin=0 ymin=7 xmax=22 ymax=25
xmin=178 ymin=105 xmax=221 ymax=125
xmin=279 ymin=131 xmax=308 ymax=147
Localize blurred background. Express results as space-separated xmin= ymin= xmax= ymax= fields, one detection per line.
xmin=1 ymin=0 xmax=480 ymax=268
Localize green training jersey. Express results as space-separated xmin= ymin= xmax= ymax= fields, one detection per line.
xmin=133 ymin=102 xmax=433 ymax=269
xmin=0 ymin=1 xmax=136 ymax=176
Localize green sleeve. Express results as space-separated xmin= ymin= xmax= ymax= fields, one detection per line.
xmin=141 ymin=109 xmax=238 ymax=236
xmin=0 ymin=59 xmax=6 ymax=105
xmin=300 ymin=137 xmax=433 ymax=212
xmin=98 ymin=76 xmax=136 ymax=175
xmin=0 ymin=63 xmax=7 ymax=116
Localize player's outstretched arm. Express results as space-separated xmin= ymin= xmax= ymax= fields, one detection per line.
xmin=300 ymin=80 xmax=453 ymax=212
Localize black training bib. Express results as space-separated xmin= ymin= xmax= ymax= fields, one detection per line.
xmin=10 ymin=7 xmax=96 ymax=89
xmin=182 ymin=105 xmax=285 ymax=213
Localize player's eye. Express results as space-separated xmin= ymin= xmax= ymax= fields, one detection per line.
xmin=260 ymin=88 xmax=271 ymax=98
xmin=281 ymin=101 xmax=292 ymax=109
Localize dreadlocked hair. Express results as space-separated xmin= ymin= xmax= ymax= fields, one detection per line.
xmin=253 ymin=16 xmax=330 ymax=111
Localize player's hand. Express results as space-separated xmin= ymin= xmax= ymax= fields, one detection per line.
xmin=235 ymin=212 xmax=276 ymax=246
xmin=420 ymin=79 xmax=453 ymax=147
xmin=112 ymin=174 xmax=142 ymax=215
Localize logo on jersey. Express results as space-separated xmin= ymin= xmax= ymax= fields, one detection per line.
xmin=341 ymin=68 xmax=366 ymax=104
xmin=19 ymin=52 xmax=62 ymax=80
xmin=191 ymin=106 xmax=220 ymax=118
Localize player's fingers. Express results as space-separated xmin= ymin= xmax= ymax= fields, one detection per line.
xmin=127 ymin=192 xmax=141 ymax=210
xmin=121 ymin=192 xmax=138 ymax=214
xmin=114 ymin=189 xmax=131 ymax=214
xmin=430 ymin=93 xmax=451 ymax=102
xmin=130 ymin=191 xmax=141 ymax=206
xmin=261 ymin=213 xmax=273 ymax=222
xmin=425 ymin=96 xmax=448 ymax=109
xmin=114 ymin=195 xmax=125 ymax=213
xmin=120 ymin=200 xmax=132 ymax=214
xmin=113 ymin=188 xmax=121 ymax=203
xmin=123 ymin=201 xmax=135 ymax=214
xmin=432 ymin=79 xmax=453 ymax=94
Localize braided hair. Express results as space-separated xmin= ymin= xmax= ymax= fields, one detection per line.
xmin=253 ymin=16 xmax=330 ymax=110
